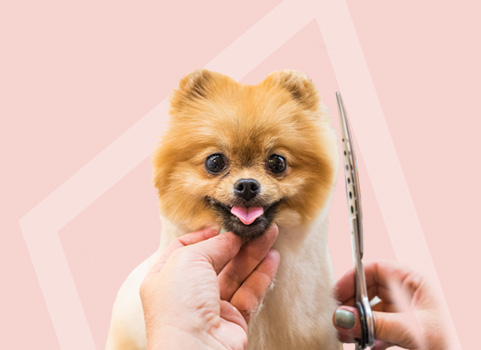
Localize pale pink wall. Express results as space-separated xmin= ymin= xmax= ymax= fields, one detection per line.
xmin=1 ymin=0 xmax=478 ymax=348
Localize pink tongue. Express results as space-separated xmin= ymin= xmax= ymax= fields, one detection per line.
xmin=230 ymin=206 xmax=264 ymax=225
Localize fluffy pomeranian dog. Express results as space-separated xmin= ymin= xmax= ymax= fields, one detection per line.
xmin=106 ymin=69 xmax=341 ymax=349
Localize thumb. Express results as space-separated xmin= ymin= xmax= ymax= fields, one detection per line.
xmin=186 ymin=231 xmax=243 ymax=274
xmin=372 ymin=310 xmax=419 ymax=349
xmin=334 ymin=306 xmax=419 ymax=348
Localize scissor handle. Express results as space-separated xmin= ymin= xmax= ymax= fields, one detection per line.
xmin=352 ymin=218 xmax=374 ymax=348
xmin=355 ymin=260 xmax=375 ymax=349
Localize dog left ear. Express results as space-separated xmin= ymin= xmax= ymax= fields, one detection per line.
xmin=264 ymin=70 xmax=320 ymax=111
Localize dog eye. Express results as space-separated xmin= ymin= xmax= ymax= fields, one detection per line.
xmin=267 ymin=154 xmax=287 ymax=174
xmin=205 ymin=154 xmax=227 ymax=174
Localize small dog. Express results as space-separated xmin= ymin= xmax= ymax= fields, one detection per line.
xmin=106 ymin=70 xmax=341 ymax=349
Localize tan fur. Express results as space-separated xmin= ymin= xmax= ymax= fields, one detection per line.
xmin=107 ymin=70 xmax=341 ymax=349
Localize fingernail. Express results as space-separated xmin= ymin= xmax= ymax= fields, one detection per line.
xmin=335 ymin=309 xmax=355 ymax=329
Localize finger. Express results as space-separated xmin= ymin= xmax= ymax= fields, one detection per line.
xmin=333 ymin=306 xmax=362 ymax=343
xmin=230 ymin=249 xmax=280 ymax=324
xmin=335 ymin=261 xmax=419 ymax=305
xmin=372 ymin=310 xmax=419 ymax=348
xmin=218 ymin=301 xmax=249 ymax=350
xmin=371 ymin=340 xmax=393 ymax=350
xmin=334 ymin=303 xmax=419 ymax=348
xmin=335 ymin=261 xmax=390 ymax=303
xmin=219 ymin=224 xmax=279 ymax=300
xmin=334 ymin=305 xmax=421 ymax=348
xmin=219 ymin=300 xmax=248 ymax=333
xmin=370 ymin=300 xmax=398 ymax=313
xmin=333 ymin=267 xmax=356 ymax=304
xmin=163 ymin=228 xmax=219 ymax=258
xmin=149 ymin=228 xmax=218 ymax=274
xmin=188 ymin=231 xmax=243 ymax=274
xmin=338 ymin=284 xmax=399 ymax=310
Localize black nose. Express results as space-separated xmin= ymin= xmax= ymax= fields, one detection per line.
xmin=234 ymin=178 xmax=261 ymax=201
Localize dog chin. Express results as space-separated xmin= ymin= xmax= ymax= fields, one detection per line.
xmin=207 ymin=197 xmax=282 ymax=240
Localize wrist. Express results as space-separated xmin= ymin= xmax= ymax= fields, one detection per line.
xmin=146 ymin=323 xmax=225 ymax=350
xmin=147 ymin=325 xmax=197 ymax=349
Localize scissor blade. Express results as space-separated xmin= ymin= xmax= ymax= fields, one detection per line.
xmin=336 ymin=92 xmax=364 ymax=257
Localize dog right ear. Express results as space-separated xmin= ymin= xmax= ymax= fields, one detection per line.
xmin=170 ymin=69 xmax=215 ymax=108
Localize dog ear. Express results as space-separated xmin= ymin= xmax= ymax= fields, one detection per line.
xmin=170 ymin=69 xmax=216 ymax=108
xmin=264 ymin=70 xmax=320 ymax=111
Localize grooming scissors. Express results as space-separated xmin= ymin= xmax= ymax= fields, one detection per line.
xmin=336 ymin=92 xmax=375 ymax=349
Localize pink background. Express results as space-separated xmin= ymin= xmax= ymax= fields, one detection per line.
xmin=1 ymin=0 xmax=479 ymax=348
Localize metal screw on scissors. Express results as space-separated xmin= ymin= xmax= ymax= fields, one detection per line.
xmin=336 ymin=92 xmax=375 ymax=349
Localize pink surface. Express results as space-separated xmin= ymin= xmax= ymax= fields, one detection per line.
xmin=2 ymin=0 xmax=479 ymax=348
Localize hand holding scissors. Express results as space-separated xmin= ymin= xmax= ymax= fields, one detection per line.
xmin=334 ymin=93 xmax=449 ymax=350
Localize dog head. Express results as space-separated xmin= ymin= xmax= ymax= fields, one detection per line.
xmin=153 ymin=69 xmax=338 ymax=240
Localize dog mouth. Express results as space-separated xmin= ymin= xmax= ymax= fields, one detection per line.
xmin=230 ymin=206 xmax=265 ymax=225
xmin=206 ymin=197 xmax=282 ymax=240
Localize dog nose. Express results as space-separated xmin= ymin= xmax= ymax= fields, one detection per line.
xmin=234 ymin=178 xmax=261 ymax=201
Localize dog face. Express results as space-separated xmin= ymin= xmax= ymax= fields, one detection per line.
xmin=153 ymin=69 xmax=338 ymax=240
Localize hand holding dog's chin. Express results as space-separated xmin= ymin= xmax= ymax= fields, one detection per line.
xmin=140 ymin=225 xmax=280 ymax=350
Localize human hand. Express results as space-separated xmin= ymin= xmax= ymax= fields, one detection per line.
xmin=140 ymin=225 xmax=280 ymax=350
xmin=332 ymin=261 xmax=447 ymax=350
